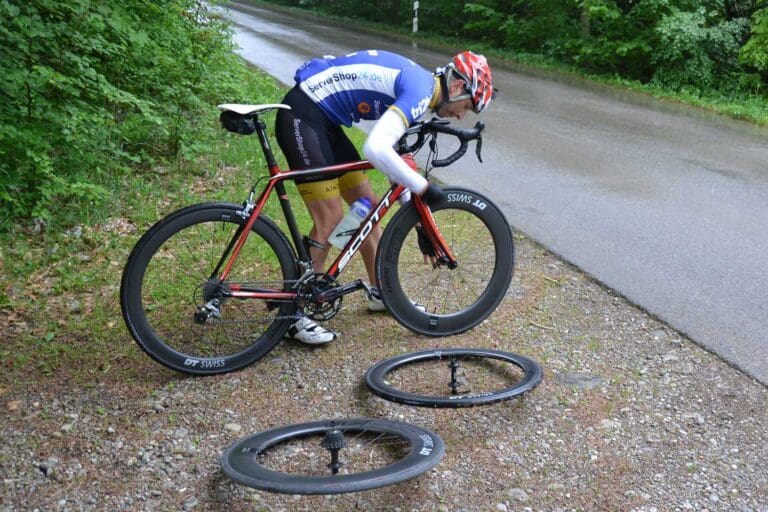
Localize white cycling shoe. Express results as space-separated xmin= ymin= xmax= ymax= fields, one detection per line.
xmin=367 ymin=290 xmax=388 ymax=312
xmin=285 ymin=316 xmax=337 ymax=345
xmin=367 ymin=288 xmax=426 ymax=313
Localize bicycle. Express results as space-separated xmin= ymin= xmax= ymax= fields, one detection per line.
xmin=120 ymin=103 xmax=515 ymax=375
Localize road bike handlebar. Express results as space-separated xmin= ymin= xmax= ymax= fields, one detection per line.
xmin=397 ymin=118 xmax=485 ymax=168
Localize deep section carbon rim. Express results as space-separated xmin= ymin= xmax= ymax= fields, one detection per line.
xmin=376 ymin=187 xmax=514 ymax=336
xmin=120 ymin=203 xmax=298 ymax=375
xmin=221 ymin=418 xmax=445 ymax=494
xmin=365 ymin=348 xmax=542 ymax=408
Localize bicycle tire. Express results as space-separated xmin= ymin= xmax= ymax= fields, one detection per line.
xmin=376 ymin=187 xmax=514 ymax=336
xmin=365 ymin=348 xmax=542 ymax=408
xmin=221 ymin=418 xmax=445 ymax=494
xmin=120 ymin=203 xmax=298 ymax=375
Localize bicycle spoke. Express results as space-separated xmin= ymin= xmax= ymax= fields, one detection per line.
xmin=222 ymin=418 xmax=444 ymax=494
xmin=397 ymin=208 xmax=495 ymax=314
xmin=256 ymin=429 xmax=410 ymax=477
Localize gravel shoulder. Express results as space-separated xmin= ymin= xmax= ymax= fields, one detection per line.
xmin=2 ymin=233 xmax=767 ymax=512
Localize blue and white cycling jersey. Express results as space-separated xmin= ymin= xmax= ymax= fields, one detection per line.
xmin=295 ymin=50 xmax=437 ymax=127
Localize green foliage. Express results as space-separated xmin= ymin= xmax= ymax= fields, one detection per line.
xmin=653 ymin=8 xmax=715 ymax=88
xmin=0 ymin=0 xmax=255 ymax=230
xmin=0 ymin=61 xmax=288 ymax=376
xmin=741 ymin=7 xmax=768 ymax=81
xmin=652 ymin=6 xmax=751 ymax=90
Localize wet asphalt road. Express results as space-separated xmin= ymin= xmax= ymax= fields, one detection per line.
xmin=221 ymin=1 xmax=768 ymax=384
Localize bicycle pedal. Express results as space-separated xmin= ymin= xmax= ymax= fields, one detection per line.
xmin=303 ymin=235 xmax=324 ymax=250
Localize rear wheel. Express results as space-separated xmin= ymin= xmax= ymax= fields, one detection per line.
xmin=376 ymin=187 xmax=514 ymax=336
xmin=120 ymin=203 xmax=298 ymax=375
xmin=221 ymin=418 xmax=445 ymax=494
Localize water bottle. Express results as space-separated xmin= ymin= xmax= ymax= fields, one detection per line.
xmin=328 ymin=197 xmax=372 ymax=249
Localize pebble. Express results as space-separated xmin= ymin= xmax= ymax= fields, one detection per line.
xmin=682 ymin=413 xmax=705 ymax=425
xmin=600 ymin=419 xmax=622 ymax=431
xmin=506 ymin=488 xmax=529 ymax=502
xmin=556 ymin=373 xmax=604 ymax=389
xmin=662 ymin=352 xmax=680 ymax=363
xmin=223 ymin=423 xmax=242 ymax=432
xmin=68 ymin=300 xmax=82 ymax=313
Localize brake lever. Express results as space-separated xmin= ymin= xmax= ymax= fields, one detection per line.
xmin=475 ymin=137 xmax=483 ymax=163
xmin=473 ymin=121 xmax=485 ymax=163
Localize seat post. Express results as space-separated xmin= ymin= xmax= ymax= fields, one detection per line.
xmin=254 ymin=115 xmax=279 ymax=172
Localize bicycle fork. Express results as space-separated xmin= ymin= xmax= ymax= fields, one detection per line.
xmin=413 ymin=195 xmax=457 ymax=269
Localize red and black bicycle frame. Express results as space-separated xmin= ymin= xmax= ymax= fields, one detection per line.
xmin=210 ymin=115 xmax=455 ymax=302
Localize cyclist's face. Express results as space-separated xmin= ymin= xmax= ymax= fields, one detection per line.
xmin=436 ymin=77 xmax=474 ymax=119
xmin=437 ymin=98 xmax=473 ymax=120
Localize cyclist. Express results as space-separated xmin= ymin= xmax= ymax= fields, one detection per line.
xmin=275 ymin=49 xmax=495 ymax=344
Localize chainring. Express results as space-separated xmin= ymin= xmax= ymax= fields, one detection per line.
xmin=298 ymin=275 xmax=343 ymax=321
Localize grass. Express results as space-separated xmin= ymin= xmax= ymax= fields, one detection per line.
xmin=0 ymin=61 xmax=388 ymax=388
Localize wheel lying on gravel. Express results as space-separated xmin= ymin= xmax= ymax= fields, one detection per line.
xmin=220 ymin=418 xmax=445 ymax=494
xmin=365 ymin=348 xmax=543 ymax=408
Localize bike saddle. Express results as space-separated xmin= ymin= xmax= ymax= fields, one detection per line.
xmin=217 ymin=103 xmax=291 ymax=115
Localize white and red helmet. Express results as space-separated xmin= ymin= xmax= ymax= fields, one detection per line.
xmin=447 ymin=51 xmax=495 ymax=113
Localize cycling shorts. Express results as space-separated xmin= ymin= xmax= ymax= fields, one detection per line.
xmin=275 ymin=86 xmax=369 ymax=201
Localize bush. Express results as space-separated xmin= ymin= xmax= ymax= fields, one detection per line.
xmin=0 ymin=0 xmax=251 ymax=230
xmin=740 ymin=6 xmax=768 ymax=89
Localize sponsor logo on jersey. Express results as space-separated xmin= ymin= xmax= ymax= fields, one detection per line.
xmin=306 ymin=72 xmax=360 ymax=93
xmin=357 ymin=102 xmax=371 ymax=114
xmin=410 ymin=94 xmax=432 ymax=120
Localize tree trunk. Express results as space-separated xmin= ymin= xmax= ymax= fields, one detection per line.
xmin=580 ymin=1 xmax=591 ymax=39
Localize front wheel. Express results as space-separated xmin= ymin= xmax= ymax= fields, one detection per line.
xmin=376 ymin=187 xmax=514 ymax=336
xmin=120 ymin=203 xmax=299 ymax=375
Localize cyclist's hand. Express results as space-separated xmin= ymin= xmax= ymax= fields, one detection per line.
xmin=415 ymin=225 xmax=438 ymax=265
xmin=421 ymin=183 xmax=446 ymax=208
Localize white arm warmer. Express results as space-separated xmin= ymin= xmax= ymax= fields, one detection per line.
xmin=363 ymin=110 xmax=429 ymax=194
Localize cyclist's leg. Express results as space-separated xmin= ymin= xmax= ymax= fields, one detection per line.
xmin=339 ymin=173 xmax=381 ymax=287
xmin=297 ymin=181 xmax=343 ymax=271
xmin=275 ymin=92 xmax=345 ymax=271
xmin=275 ymin=89 xmax=342 ymax=343
xmin=340 ymin=183 xmax=380 ymax=285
